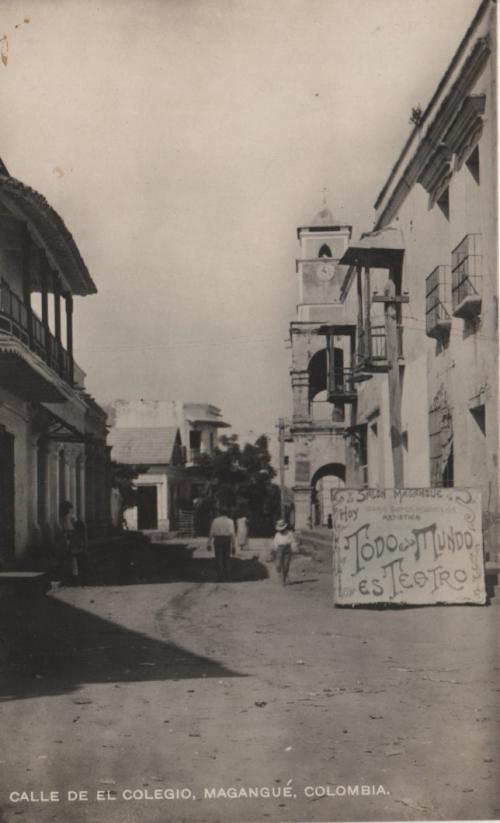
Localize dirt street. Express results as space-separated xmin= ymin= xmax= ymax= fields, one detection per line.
xmin=0 ymin=538 xmax=499 ymax=823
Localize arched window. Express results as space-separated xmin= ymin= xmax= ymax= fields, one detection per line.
xmin=318 ymin=243 xmax=332 ymax=258
xmin=308 ymin=349 xmax=327 ymax=401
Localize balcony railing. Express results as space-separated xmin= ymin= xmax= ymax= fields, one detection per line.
xmin=327 ymin=367 xmax=357 ymax=403
xmin=356 ymin=323 xmax=403 ymax=373
xmin=451 ymin=233 xmax=482 ymax=318
xmin=0 ymin=279 xmax=74 ymax=385
xmin=425 ymin=265 xmax=452 ymax=339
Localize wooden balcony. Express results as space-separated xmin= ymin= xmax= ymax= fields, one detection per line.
xmin=426 ymin=265 xmax=452 ymax=340
xmin=354 ymin=324 xmax=403 ymax=376
xmin=327 ymin=367 xmax=357 ymax=403
xmin=451 ymin=234 xmax=482 ymax=319
xmin=0 ymin=279 xmax=74 ymax=401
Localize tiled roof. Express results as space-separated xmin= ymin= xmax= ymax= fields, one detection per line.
xmin=0 ymin=175 xmax=97 ymax=296
xmin=108 ymin=426 xmax=179 ymax=465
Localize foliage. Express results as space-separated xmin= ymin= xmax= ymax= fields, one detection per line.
xmin=194 ymin=434 xmax=280 ymax=536
xmin=110 ymin=462 xmax=141 ymax=510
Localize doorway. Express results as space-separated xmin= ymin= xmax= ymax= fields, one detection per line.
xmin=137 ymin=485 xmax=158 ymax=530
xmin=0 ymin=426 xmax=15 ymax=560
xmin=310 ymin=463 xmax=346 ymax=527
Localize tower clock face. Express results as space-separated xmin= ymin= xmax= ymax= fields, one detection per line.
xmin=317 ymin=262 xmax=334 ymax=281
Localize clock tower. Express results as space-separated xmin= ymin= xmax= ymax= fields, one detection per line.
xmin=296 ymin=205 xmax=351 ymax=322
xmin=288 ymin=203 xmax=354 ymax=531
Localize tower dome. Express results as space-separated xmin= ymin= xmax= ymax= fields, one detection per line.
xmin=310 ymin=205 xmax=338 ymax=227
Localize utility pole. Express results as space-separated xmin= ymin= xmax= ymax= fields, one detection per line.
xmin=372 ymin=274 xmax=409 ymax=487
xmin=277 ymin=417 xmax=286 ymax=518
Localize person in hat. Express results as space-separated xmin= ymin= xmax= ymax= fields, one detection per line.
xmin=272 ymin=519 xmax=297 ymax=585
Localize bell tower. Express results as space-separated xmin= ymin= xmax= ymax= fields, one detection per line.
xmin=289 ymin=201 xmax=354 ymax=530
xmin=296 ymin=205 xmax=352 ymax=322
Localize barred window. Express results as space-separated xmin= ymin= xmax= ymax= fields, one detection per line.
xmin=451 ymin=233 xmax=482 ymax=317
xmin=429 ymin=399 xmax=453 ymax=487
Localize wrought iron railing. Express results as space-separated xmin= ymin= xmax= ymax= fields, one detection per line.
xmin=0 ymin=279 xmax=74 ymax=385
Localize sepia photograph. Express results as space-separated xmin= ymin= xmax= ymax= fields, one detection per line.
xmin=0 ymin=1 xmax=498 ymax=821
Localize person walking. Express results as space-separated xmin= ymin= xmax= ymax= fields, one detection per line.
xmin=235 ymin=512 xmax=249 ymax=555
xmin=207 ymin=508 xmax=236 ymax=581
xmin=272 ymin=519 xmax=297 ymax=585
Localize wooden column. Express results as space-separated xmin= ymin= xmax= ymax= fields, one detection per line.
xmin=373 ymin=272 xmax=408 ymax=488
xmin=356 ymin=263 xmax=366 ymax=360
xmin=65 ymin=292 xmax=74 ymax=383
xmin=386 ymin=277 xmax=404 ymax=487
xmin=20 ymin=225 xmax=32 ymax=338
xmin=53 ymin=272 xmax=61 ymax=341
xmin=65 ymin=293 xmax=73 ymax=354
xmin=364 ymin=266 xmax=372 ymax=359
xmin=278 ymin=418 xmax=285 ymax=519
xmin=40 ymin=253 xmax=49 ymax=331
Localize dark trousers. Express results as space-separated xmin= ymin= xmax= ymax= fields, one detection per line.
xmin=214 ymin=536 xmax=232 ymax=581
xmin=275 ymin=545 xmax=292 ymax=583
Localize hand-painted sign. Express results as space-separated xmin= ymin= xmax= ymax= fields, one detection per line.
xmin=331 ymin=488 xmax=485 ymax=606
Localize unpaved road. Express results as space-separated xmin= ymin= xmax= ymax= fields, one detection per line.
xmin=0 ymin=538 xmax=499 ymax=823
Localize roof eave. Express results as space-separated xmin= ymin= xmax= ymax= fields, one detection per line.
xmin=0 ymin=175 xmax=97 ymax=296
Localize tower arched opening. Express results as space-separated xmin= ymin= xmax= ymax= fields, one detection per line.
xmin=310 ymin=463 xmax=345 ymax=527
xmin=308 ymin=348 xmax=345 ymax=421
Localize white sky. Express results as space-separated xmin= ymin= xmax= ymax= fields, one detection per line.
xmin=0 ymin=0 xmax=480 ymax=440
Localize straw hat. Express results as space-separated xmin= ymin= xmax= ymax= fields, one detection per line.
xmin=275 ymin=519 xmax=287 ymax=532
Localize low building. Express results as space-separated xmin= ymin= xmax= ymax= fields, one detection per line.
xmin=0 ymin=163 xmax=110 ymax=565
xmin=108 ymin=424 xmax=184 ymax=531
xmin=107 ymin=399 xmax=230 ymax=533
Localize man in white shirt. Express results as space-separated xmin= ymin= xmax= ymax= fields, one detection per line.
xmin=207 ymin=509 xmax=236 ymax=581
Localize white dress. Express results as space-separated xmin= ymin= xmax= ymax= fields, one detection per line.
xmin=236 ymin=516 xmax=249 ymax=553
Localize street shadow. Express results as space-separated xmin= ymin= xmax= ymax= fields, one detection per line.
xmin=79 ymin=543 xmax=269 ymax=587
xmin=0 ymin=592 xmax=244 ymax=702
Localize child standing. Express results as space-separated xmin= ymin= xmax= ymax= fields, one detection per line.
xmin=272 ymin=519 xmax=297 ymax=585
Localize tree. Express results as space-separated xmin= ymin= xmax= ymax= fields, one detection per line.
xmin=195 ymin=434 xmax=280 ymax=536
xmin=110 ymin=462 xmax=141 ymax=511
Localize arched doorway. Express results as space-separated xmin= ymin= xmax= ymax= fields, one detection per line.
xmin=310 ymin=463 xmax=345 ymax=527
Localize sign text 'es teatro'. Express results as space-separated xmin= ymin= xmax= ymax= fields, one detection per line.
xmin=332 ymin=488 xmax=485 ymax=606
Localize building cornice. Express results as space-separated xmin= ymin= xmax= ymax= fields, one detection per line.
xmin=0 ymin=175 xmax=97 ymax=296
xmin=375 ymin=33 xmax=491 ymax=228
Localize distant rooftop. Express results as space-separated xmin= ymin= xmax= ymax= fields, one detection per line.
xmin=108 ymin=426 xmax=180 ymax=465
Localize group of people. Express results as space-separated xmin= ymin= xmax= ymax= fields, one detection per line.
xmin=206 ymin=510 xmax=298 ymax=584
xmin=57 ymin=501 xmax=299 ymax=586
